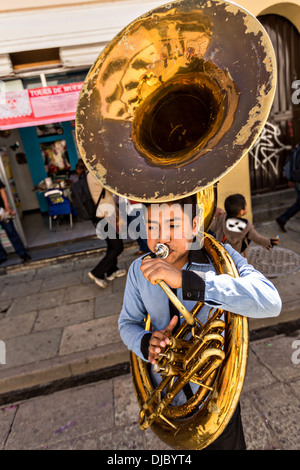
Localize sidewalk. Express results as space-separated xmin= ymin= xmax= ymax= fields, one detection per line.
xmin=0 ymin=216 xmax=299 ymax=449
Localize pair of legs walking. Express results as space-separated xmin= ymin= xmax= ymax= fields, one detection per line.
xmin=88 ymin=233 xmax=126 ymax=288
xmin=0 ymin=220 xmax=30 ymax=263
xmin=276 ymin=182 xmax=300 ymax=232
xmin=127 ymin=212 xmax=149 ymax=254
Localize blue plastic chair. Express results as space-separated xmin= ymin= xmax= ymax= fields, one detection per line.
xmin=44 ymin=189 xmax=73 ymax=230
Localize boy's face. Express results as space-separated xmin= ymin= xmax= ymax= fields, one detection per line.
xmin=146 ymin=203 xmax=198 ymax=269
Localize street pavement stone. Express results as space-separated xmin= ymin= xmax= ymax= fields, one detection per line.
xmin=0 ymin=311 xmax=37 ymax=340
xmin=3 ymin=329 xmax=62 ymax=369
xmin=250 ymin=334 xmax=300 ymax=382
xmin=0 ymin=279 xmax=43 ymax=300
xmin=3 ymin=379 xmax=114 ymax=450
xmin=39 ymin=270 xmax=83 ymax=292
xmin=34 ymin=300 xmax=94 ymax=331
xmin=7 ymin=290 xmax=66 ymax=316
xmin=94 ymin=293 xmax=124 ymax=319
xmin=1 ymin=330 xmax=300 ymax=450
xmin=59 ymin=314 xmax=120 ymax=355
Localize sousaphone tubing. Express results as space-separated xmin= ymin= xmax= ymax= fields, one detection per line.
xmin=76 ymin=0 xmax=276 ymax=449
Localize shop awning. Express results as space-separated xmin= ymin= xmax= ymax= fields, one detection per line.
xmin=0 ymin=82 xmax=83 ymax=130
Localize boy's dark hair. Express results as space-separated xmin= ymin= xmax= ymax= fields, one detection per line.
xmin=173 ymin=194 xmax=197 ymax=221
xmin=224 ymin=194 xmax=246 ymax=218
xmin=144 ymin=194 xmax=197 ymax=222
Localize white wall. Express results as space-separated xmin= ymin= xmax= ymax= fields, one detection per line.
xmin=0 ymin=0 xmax=163 ymax=54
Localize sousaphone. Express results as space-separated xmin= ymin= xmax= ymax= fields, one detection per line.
xmin=76 ymin=0 xmax=276 ymax=449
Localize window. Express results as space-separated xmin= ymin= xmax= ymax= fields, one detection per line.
xmin=10 ymin=48 xmax=61 ymax=71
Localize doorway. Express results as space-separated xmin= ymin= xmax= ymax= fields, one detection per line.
xmin=249 ymin=14 xmax=300 ymax=194
xmin=18 ymin=120 xmax=96 ymax=247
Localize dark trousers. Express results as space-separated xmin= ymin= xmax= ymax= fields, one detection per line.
xmin=278 ymin=183 xmax=300 ymax=224
xmin=0 ymin=219 xmax=27 ymax=261
xmin=204 ymin=403 xmax=246 ymax=450
xmin=127 ymin=213 xmax=149 ymax=252
xmin=91 ymin=233 xmax=124 ymax=279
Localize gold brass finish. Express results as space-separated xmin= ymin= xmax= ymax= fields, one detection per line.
xmin=76 ymin=0 xmax=276 ymax=203
xmin=130 ymin=234 xmax=249 ymax=449
xmin=157 ymin=279 xmax=196 ymax=327
xmin=147 ymin=245 xmax=197 ymax=327
xmin=196 ymin=185 xmax=217 ymax=234
xmin=75 ymin=0 xmax=276 ymax=451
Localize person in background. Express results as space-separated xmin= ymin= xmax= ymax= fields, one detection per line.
xmin=210 ymin=193 xmax=279 ymax=258
xmin=69 ymin=159 xmax=86 ymax=183
xmin=276 ymin=144 xmax=300 ymax=233
xmin=127 ymin=200 xmax=149 ymax=255
xmin=0 ymin=178 xmax=31 ymax=264
xmin=86 ymin=171 xmax=126 ymax=288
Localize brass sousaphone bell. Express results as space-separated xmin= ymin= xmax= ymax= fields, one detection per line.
xmin=76 ymin=0 xmax=276 ymax=449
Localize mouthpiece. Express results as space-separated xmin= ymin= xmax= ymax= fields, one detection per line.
xmin=154 ymin=243 xmax=169 ymax=259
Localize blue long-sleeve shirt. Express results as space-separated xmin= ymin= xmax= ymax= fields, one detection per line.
xmin=118 ymin=243 xmax=281 ymax=361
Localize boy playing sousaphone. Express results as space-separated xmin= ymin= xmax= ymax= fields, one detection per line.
xmin=118 ymin=194 xmax=281 ymax=449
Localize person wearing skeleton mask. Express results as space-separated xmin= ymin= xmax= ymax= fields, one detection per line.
xmin=210 ymin=194 xmax=279 ymax=258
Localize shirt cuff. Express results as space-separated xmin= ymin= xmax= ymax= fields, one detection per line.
xmin=140 ymin=332 xmax=152 ymax=360
xmin=182 ymin=270 xmax=205 ymax=302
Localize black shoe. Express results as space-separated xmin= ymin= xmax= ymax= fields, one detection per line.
xmin=275 ymin=217 xmax=287 ymax=232
xmin=0 ymin=258 xmax=7 ymax=265
xmin=21 ymin=254 xmax=31 ymax=262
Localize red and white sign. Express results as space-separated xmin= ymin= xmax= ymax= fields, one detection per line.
xmin=0 ymin=82 xmax=83 ymax=130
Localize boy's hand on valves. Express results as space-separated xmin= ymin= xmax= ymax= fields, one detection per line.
xmin=148 ymin=316 xmax=178 ymax=364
